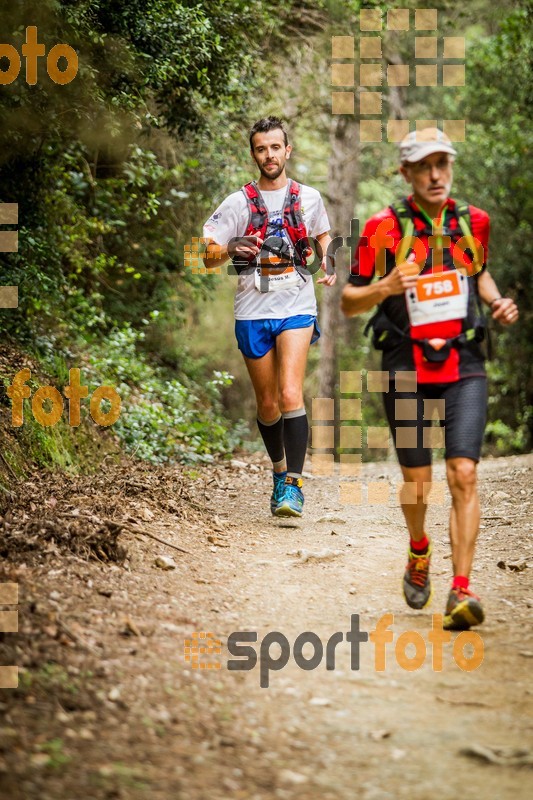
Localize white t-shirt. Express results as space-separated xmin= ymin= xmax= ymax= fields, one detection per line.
xmin=203 ymin=182 xmax=330 ymax=320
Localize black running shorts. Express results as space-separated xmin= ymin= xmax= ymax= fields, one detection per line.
xmin=383 ymin=376 xmax=488 ymax=468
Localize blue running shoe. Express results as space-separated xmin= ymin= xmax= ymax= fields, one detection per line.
xmin=270 ymin=471 xmax=287 ymax=515
xmin=274 ymin=476 xmax=304 ymax=518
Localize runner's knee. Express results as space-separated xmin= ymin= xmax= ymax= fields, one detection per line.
xmin=399 ymin=473 xmax=428 ymax=504
xmin=257 ymin=398 xmax=280 ymax=421
xmin=447 ymin=459 xmax=477 ymax=493
xmin=399 ymin=481 xmax=425 ymax=505
xmin=279 ymin=387 xmax=304 ymax=412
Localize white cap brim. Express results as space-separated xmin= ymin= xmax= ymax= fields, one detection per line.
xmin=402 ymin=142 xmax=457 ymax=163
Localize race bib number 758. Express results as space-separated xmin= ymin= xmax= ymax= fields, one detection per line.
xmin=406 ymin=271 xmax=469 ymax=326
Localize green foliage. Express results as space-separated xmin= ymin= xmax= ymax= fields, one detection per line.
xmin=349 ymin=0 xmax=533 ymax=455
xmin=1 ymin=0 xmax=531 ymax=469
xmin=444 ymin=3 xmax=533 ymax=450
xmin=485 ymin=418 xmax=528 ymax=455
xmin=0 ymin=0 xmax=311 ymax=469
xmin=85 ymin=324 xmax=245 ymax=462
xmin=35 ymin=738 xmax=72 ymax=769
xmin=0 ymin=358 xmax=117 ymax=491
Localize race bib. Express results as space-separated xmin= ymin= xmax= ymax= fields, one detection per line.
xmin=254 ymin=264 xmax=300 ymax=293
xmin=406 ymin=270 xmax=469 ymax=326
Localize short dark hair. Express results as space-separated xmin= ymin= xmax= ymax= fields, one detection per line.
xmin=249 ymin=116 xmax=289 ymax=150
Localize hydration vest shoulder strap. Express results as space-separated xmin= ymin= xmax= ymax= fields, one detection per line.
xmin=454 ymin=202 xmax=490 ymax=354
xmin=454 ymin=201 xmax=483 ymax=274
xmin=242 ymin=181 xmax=269 ymax=240
xmin=389 ymin=200 xmax=415 ymax=265
xmin=284 ymin=179 xmax=309 ymax=267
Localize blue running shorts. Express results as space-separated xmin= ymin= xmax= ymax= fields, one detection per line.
xmin=235 ymin=315 xmax=320 ymax=359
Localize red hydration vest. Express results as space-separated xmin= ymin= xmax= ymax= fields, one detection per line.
xmin=363 ymin=199 xmax=488 ymax=383
xmin=242 ymin=179 xmax=310 ymax=267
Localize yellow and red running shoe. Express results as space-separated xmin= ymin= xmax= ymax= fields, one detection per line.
xmin=443 ymin=586 xmax=485 ymax=630
xmin=402 ymin=542 xmax=433 ymax=609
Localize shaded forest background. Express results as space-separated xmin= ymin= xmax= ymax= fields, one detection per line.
xmin=0 ymin=0 xmax=531 ymax=485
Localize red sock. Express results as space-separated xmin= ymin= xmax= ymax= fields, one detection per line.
xmin=452 ymin=575 xmax=469 ymax=591
xmin=410 ymin=535 xmax=429 ymax=553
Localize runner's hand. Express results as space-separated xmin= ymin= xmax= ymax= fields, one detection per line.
xmin=227 ymin=235 xmax=264 ymax=260
xmin=491 ymin=297 xmax=519 ymax=326
xmin=383 ymin=259 xmax=421 ymax=295
xmin=317 ymin=255 xmax=337 ymax=286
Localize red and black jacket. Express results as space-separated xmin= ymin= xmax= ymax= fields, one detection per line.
xmin=349 ymin=197 xmax=490 ymax=383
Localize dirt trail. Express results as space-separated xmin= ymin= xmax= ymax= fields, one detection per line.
xmin=1 ymin=454 xmax=532 ymax=799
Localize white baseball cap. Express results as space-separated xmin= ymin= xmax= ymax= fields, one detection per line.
xmin=399 ymin=127 xmax=457 ymax=164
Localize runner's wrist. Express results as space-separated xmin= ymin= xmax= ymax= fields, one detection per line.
xmin=379 ymin=277 xmax=394 ymax=299
xmin=217 ymin=243 xmax=232 ymax=263
xmin=488 ymin=296 xmax=502 ymax=308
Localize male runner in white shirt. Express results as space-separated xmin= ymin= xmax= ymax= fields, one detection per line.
xmin=203 ymin=116 xmax=335 ymax=517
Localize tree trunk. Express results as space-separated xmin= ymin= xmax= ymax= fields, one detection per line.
xmin=318 ymin=115 xmax=359 ymax=399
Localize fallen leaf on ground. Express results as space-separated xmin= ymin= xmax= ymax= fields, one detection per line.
xmin=309 ymin=697 xmax=331 ymax=707
xmin=207 ymin=535 xmax=230 ymax=547
xmin=155 ymin=555 xmax=177 ymax=570
xmin=369 ymin=730 xmax=391 ymax=741
xmin=279 ymin=769 xmax=308 ymax=784
xmin=292 ymin=549 xmax=342 ymax=565
xmin=436 ymin=695 xmax=493 ymax=708
xmin=508 ymin=560 xmax=528 ymax=572
xmin=123 ymin=618 xmax=141 ymax=637
xmin=460 ymin=744 xmax=533 ymax=767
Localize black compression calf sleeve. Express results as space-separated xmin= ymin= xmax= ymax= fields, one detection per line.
xmin=282 ymin=408 xmax=308 ymax=477
xmin=257 ymin=415 xmax=285 ymax=466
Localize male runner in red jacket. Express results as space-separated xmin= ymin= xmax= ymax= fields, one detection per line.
xmin=341 ymin=127 xmax=518 ymax=629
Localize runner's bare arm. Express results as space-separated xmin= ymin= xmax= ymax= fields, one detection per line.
xmin=203 ymin=240 xmax=230 ymax=269
xmin=340 ymin=260 xmax=420 ymax=316
xmin=315 ymin=232 xmax=336 ymax=286
xmin=477 ymin=270 xmax=519 ymax=325
xmin=202 ymin=236 xmax=264 ymax=270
